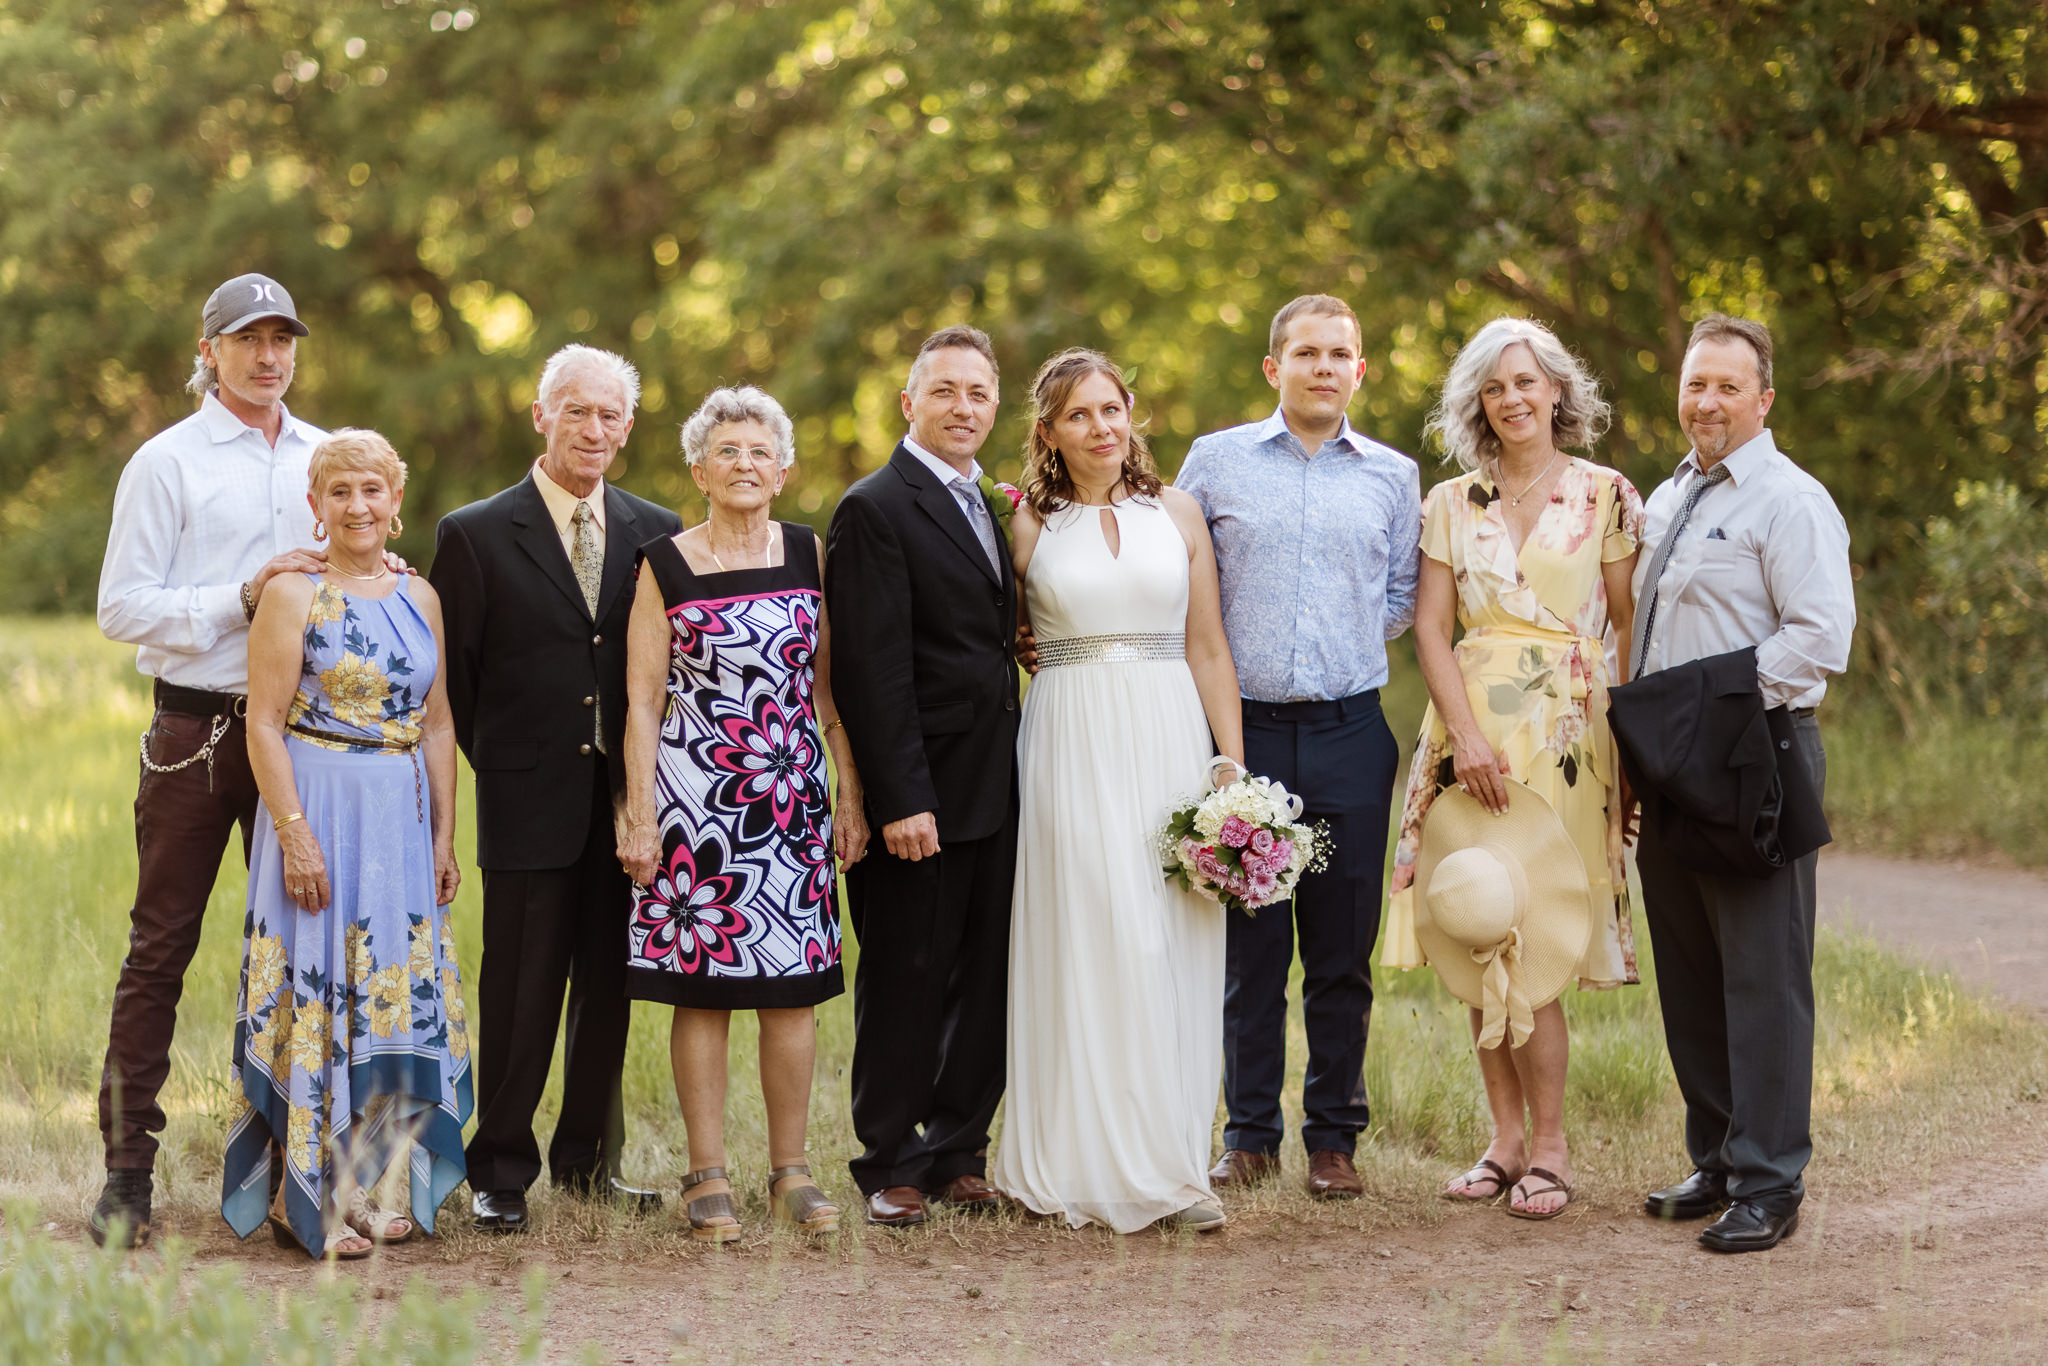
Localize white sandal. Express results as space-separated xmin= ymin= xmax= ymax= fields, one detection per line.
xmin=345 ymin=1185 xmax=415 ymax=1244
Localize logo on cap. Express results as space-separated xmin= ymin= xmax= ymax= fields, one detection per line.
xmin=202 ymin=273 xmax=310 ymax=339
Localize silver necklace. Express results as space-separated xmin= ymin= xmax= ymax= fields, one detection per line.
xmin=1502 ymin=453 xmax=1561 ymax=507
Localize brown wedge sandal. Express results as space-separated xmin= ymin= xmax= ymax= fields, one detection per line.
xmin=1505 ymin=1166 xmax=1575 ymax=1221
xmin=767 ymin=1164 xmax=840 ymax=1235
xmin=681 ymin=1167 xmax=743 ymax=1244
xmin=1442 ymin=1158 xmax=1521 ymax=1202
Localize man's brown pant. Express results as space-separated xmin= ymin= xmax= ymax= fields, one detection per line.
xmin=98 ymin=702 xmax=259 ymax=1170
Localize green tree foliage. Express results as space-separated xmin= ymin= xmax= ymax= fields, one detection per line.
xmin=1 ymin=0 xmax=2043 ymax=638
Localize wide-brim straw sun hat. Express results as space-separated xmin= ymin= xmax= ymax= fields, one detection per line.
xmin=1414 ymin=778 xmax=1593 ymax=1049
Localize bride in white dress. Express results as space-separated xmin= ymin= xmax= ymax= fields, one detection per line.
xmin=991 ymin=349 xmax=1247 ymax=1233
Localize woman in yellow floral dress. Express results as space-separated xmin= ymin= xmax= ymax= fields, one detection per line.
xmin=222 ymin=430 xmax=471 ymax=1259
xmin=1384 ymin=319 xmax=1642 ymax=1220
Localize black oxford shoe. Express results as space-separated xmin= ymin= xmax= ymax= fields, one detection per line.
xmin=1643 ymin=1169 xmax=1728 ymax=1221
xmin=472 ymin=1188 xmax=530 ymax=1234
xmin=1699 ymin=1200 xmax=1799 ymax=1253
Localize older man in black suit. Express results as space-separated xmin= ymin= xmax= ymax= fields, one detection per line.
xmin=826 ymin=325 xmax=1022 ymax=1226
xmin=431 ymin=343 xmax=681 ymax=1232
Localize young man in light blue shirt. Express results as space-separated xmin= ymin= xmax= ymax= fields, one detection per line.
xmin=1176 ymin=294 xmax=1421 ymax=1199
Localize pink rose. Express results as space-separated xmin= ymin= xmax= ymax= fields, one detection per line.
xmin=1195 ymin=849 xmax=1227 ymax=882
xmin=1179 ymin=837 xmax=1203 ymax=862
xmin=1272 ymin=839 xmax=1295 ymax=867
xmin=996 ymin=482 xmax=1023 ymax=511
xmin=1219 ymin=815 xmax=1255 ymax=849
xmin=1249 ymin=828 xmax=1276 ymax=856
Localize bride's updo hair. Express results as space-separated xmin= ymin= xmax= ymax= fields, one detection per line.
xmin=1021 ymin=348 xmax=1163 ymax=519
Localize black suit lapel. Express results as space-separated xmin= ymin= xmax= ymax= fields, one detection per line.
xmin=510 ymin=474 xmax=594 ymax=620
xmin=596 ymin=486 xmax=646 ymax=623
xmin=893 ymin=445 xmax=1003 ymax=589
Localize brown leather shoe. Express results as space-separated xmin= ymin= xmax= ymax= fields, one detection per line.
xmin=933 ymin=1173 xmax=1003 ymax=1212
xmin=1207 ymin=1149 xmax=1281 ymax=1188
xmin=865 ymin=1185 xmax=928 ymax=1226
xmin=1307 ymin=1150 xmax=1364 ymax=1200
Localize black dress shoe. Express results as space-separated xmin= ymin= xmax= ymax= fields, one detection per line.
xmin=472 ymin=1188 xmax=530 ymax=1234
xmin=1643 ymin=1169 xmax=1728 ymax=1221
xmin=554 ymin=1173 xmax=664 ymax=1216
xmin=1699 ymin=1200 xmax=1799 ymax=1253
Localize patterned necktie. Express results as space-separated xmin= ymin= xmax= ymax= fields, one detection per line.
xmin=951 ymin=478 xmax=1002 ymax=576
xmin=1630 ymin=460 xmax=1732 ymax=680
xmin=570 ymin=501 xmax=605 ymax=751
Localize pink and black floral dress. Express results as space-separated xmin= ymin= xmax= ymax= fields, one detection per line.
xmin=625 ymin=525 xmax=843 ymax=1009
xmin=1384 ymin=458 xmax=1644 ymax=989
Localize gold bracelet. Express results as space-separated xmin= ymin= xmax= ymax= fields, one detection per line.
xmin=272 ymin=811 xmax=305 ymax=832
xmin=824 ymin=719 xmax=845 ymax=735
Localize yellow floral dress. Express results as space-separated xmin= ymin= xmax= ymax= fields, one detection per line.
xmin=221 ymin=577 xmax=472 ymax=1255
xmin=1384 ymin=459 xmax=1644 ymax=988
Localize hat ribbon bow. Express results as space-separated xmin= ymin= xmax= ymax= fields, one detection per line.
xmin=1471 ymin=927 xmax=1535 ymax=1050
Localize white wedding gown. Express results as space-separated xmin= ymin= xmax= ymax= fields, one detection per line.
xmin=991 ymin=495 xmax=1224 ymax=1232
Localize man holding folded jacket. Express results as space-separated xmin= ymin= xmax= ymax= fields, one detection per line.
xmin=1615 ymin=314 xmax=1856 ymax=1255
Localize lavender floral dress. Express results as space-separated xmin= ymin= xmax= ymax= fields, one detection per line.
xmin=625 ymin=526 xmax=843 ymax=1009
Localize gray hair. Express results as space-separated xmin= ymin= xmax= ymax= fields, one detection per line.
xmin=186 ymin=353 xmax=218 ymax=397
xmin=679 ymin=386 xmax=796 ymax=469
xmin=1424 ymin=317 xmax=1611 ymax=474
xmin=536 ymin=344 xmax=641 ymax=415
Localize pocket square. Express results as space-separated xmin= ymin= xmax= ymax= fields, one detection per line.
xmin=1704 ymin=527 xmax=1728 ymax=540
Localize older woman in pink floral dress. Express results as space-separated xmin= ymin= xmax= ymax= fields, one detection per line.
xmin=1385 ymin=318 xmax=1643 ymax=1220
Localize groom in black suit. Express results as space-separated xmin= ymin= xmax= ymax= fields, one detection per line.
xmin=826 ymin=325 xmax=1021 ymax=1226
xmin=431 ymin=344 xmax=680 ymax=1231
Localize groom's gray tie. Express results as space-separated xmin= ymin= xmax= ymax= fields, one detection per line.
xmin=950 ymin=476 xmax=1003 ymax=577
xmin=1630 ymin=460 xmax=1732 ymax=680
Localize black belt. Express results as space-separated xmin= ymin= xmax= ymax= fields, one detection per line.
xmin=1787 ymin=706 xmax=1817 ymax=720
xmin=1242 ymin=690 xmax=1381 ymax=723
xmin=154 ymin=680 xmax=247 ymax=719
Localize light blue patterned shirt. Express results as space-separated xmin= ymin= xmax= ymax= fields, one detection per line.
xmin=1176 ymin=408 xmax=1422 ymax=702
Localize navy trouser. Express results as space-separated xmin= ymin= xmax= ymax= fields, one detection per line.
xmin=1222 ymin=691 xmax=1400 ymax=1158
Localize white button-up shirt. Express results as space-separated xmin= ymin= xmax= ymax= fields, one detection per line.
xmin=1632 ymin=429 xmax=1855 ymax=709
xmin=97 ymin=392 xmax=326 ymax=694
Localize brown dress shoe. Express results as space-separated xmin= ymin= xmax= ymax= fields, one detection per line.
xmin=865 ymin=1185 xmax=928 ymax=1226
xmin=1207 ymin=1149 xmax=1281 ymax=1188
xmin=933 ymin=1173 xmax=1003 ymax=1212
xmin=1307 ymin=1150 xmax=1364 ymax=1200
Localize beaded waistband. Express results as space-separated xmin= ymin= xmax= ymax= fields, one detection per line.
xmin=1036 ymin=632 xmax=1185 ymax=668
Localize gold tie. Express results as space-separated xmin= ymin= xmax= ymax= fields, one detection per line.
xmin=570 ymin=502 xmax=605 ymax=752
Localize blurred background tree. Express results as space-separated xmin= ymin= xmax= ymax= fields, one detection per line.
xmin=2 ymin=0 xmax=2043 ymax=712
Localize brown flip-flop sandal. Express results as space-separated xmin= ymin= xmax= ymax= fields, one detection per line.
xmin=1443 ymin=1158 xmax=1520 ymax=1202
xmin=1505 ymin=1166 xmax=1574 ymax=1220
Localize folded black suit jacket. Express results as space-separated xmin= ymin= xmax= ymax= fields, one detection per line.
xmin=1606 ymin=646 xmax=1830 ymax=879
xmin=825 ymin=443 xmax=1021 ymax=843
xmin=430 ymin=472 xmax=682 ymax=871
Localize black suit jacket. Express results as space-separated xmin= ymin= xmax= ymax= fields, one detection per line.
xmin=825 ymin=443 xmax=1021 ymax=844
xmin=430 ymin=472 xmax=682 ymax=871
xmin=1607 ymin=646 xmax=1830 ymax=879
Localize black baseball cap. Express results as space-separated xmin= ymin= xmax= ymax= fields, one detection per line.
xmin=201 ymin=273 xmax=310 ymax=339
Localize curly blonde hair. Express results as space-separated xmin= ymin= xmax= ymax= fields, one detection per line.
xmin=1423 ymin=318 xmax=1611 ymax=476
xmin=1020 ymin=349 xmax=1162 ymax=518
xmin=307 ymin=428 xmax=407 ymax=493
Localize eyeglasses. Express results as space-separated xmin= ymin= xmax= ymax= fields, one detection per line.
xmin=559 ymin=404 xmax=630 ymax=432
xmin=707 ymin=444 xmax=778 ymax=467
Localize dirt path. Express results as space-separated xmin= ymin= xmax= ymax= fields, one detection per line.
xmin=79 ymin=853 xmax=2048 ymax=1363
xmin=1820 ymin=851 xmax=2048 ymax=1019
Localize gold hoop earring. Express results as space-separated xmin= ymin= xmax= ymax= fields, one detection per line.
xmin=313 ymin=520 xmax=327 ymax=542
xmin=388 ymin=514 xmax=404 ymax=539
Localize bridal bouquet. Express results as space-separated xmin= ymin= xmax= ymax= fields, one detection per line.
xmin=1160 ymin=771 xmax=1328 ymax=915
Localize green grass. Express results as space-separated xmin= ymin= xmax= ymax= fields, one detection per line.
xmin=1825 ymin=699 xmax=2048 ymax=866
xmin=2 ymin=616 xmax=2046 ymax=1360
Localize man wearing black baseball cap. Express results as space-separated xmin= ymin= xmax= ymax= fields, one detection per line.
xmin=91 ymin=272 xmax=329 ymax=1247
